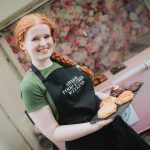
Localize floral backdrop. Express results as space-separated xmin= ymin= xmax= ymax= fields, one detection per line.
xmin=1 ymin=0 xmax=150 ymax=74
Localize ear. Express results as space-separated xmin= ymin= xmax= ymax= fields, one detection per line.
xmin=19 ymin=42 xmax=26 ymax=51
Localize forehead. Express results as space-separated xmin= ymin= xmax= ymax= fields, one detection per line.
xmin=27 ymin=24 xmax=51 ymax=36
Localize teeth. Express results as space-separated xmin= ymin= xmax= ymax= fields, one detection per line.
xmin=37 ymin=48 xmax=49 ymax=52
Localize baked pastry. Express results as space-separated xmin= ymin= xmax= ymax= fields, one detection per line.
xmin=110 ymin=86 xmax=125 ymax=97
xmin=98 ymin=102 xmax=117 ymax=119
xmin=116 ymin=90 xmax=134 ymax=105
xmin=100 ymin=96 xmax=117 ymax=108
xmin=125 ymin=82 xmax=143 ymax=92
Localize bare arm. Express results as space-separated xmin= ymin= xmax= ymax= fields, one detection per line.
xmin=29 ymin=105 xmax=113 ymax=143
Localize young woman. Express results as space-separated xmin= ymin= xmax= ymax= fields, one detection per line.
xmin=14 ymin=13 xmax=150 ymax=150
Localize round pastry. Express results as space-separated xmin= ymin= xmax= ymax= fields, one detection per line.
xmin=116 ymin=90 xmax=134 ymax=105
xmin=110 ymin=86 xmax=125 ymax=97
xmin=98 ymin=102 xmax=117 ymax=119
xmin=125 ymin=82 xmax=143 ymax=92
xmin=100 ymin=96 xmax=117 ymax=108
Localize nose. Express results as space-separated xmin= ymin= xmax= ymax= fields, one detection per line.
xmin=40 ymin=38 xmax=47 ymax=46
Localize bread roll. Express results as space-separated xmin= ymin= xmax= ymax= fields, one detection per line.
xmin=125 ymin=82 xmax=143 ymax=92
xmin=100 ymin=96 xmax=117 ymax=108
xmin=116 ymin=90 xmax=134 ymax=105
xmin=98 ymin=102 xmax=117 ymax=119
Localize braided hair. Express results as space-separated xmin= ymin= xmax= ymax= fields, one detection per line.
xmin=51 ymin=51 xmax=94 ymax=80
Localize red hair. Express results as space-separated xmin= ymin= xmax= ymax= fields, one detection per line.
xmin=14 ymin=13 xmax=99 ymax=85
xmin=14 ymin=13 xmax=55 ymax=49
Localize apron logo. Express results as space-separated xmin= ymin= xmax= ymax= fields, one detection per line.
xmin=62 ymin=76 xmax=85 ymax=95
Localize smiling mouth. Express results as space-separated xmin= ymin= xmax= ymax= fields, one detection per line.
xmin=37 ymin=48 xmax=49 ymax=52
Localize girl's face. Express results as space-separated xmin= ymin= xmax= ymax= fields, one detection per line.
xmin=20 ymin=24 xmax=54 ymax=62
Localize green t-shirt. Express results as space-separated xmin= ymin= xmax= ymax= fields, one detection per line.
xmin=20 ymin=62 xmax=62 ymax=119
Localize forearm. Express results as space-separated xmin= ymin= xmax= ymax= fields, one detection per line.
xmin=51 ymin=122 xmax=100 ymax=142
xmin=29 ymin=105 xmax=113 ymax=143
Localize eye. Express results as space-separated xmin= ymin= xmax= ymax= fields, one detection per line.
xmin=32 ymin=37 xmax=39 ymax=41
xmin=44 ymin=35 xmax=51 ymax=39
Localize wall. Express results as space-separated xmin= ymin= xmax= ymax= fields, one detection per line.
xmin=1 ymin=0 xmax=150 ymax=75
xmin=0 ymin=0 xmax=33 ymax=23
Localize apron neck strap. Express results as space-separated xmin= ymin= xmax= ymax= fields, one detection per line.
xmin=30 ymin=64 xmax=46 ymax=83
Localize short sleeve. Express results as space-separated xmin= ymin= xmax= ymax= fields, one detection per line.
xmin=20 ymin=81 xmax=48 ymax=113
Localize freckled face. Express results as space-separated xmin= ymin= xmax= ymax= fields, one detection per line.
xmin=21 ymin=24 xmax=54 ymax=62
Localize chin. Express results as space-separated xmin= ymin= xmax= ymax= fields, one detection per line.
xmin=39 ymin=55 xmax=51 ymax=60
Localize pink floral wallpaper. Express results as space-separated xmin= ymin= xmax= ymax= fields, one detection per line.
xmin=1 ymin=0 xmax=150 ymax=74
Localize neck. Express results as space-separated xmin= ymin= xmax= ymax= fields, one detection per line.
xmin=32 ymin=58 xmax=53 ymax=70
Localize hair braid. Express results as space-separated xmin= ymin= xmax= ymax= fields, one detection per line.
xmin=50 ymin=51 xmax=95 ymax=82
xmin=51 ymin=52 xmax=77 ymax=67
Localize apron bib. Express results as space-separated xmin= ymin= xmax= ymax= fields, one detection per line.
xmin=31 ymin=63 xmax=100 ymax=125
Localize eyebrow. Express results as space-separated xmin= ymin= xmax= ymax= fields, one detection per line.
xmin=32 ymin=33 xmax=51 ymax=38
xmin=32 ymin=33 xmax=51 ymax=39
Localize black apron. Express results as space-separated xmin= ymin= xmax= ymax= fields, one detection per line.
xmin=31 ymin=63 xmax=150 ymax=150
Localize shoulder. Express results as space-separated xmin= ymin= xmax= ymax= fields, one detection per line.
xmin=20 ymin=71 xmax=48 ymax=112
xmin=20 ymin=62 xmax=62 ymax=91
xmin=20 ymin=70 xmax=45 ymax=93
